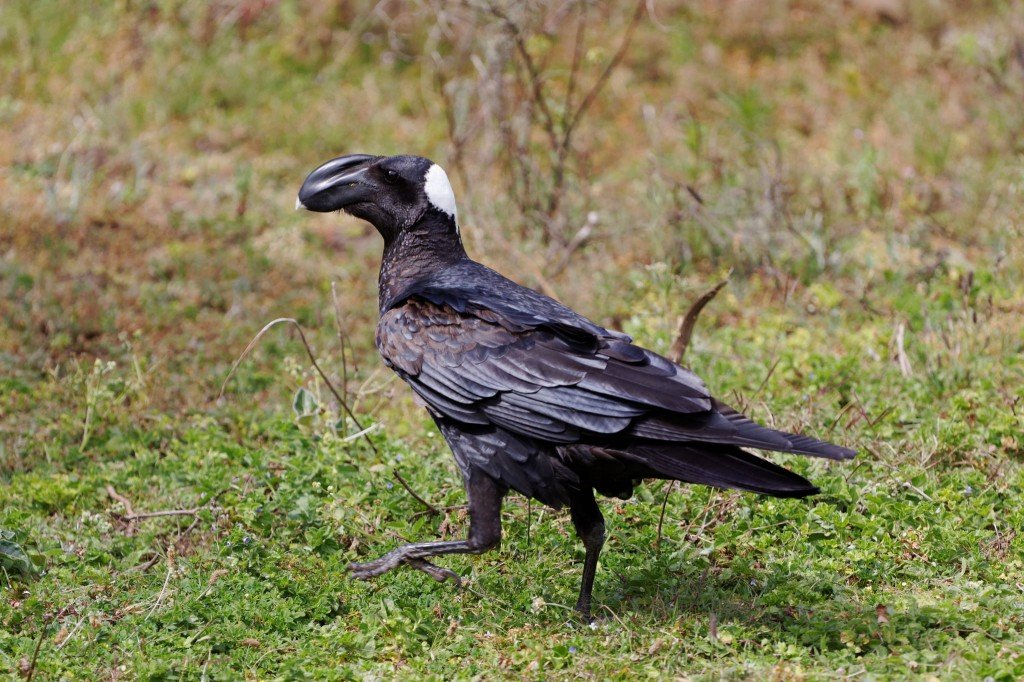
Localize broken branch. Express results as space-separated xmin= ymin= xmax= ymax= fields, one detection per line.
xmin=670 ymin=277 xmax=729 ymax=364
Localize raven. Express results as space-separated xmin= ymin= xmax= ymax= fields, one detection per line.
xmin=297 ymin=153 xmax=855 ymax=620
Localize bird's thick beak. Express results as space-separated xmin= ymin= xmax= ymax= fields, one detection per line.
xmin=296 ymin=154 xmax=380 ymax=212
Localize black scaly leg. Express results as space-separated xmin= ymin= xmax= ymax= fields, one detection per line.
xmin=569 ymin=488 xmax=605 ymax=621
xmin=349 ymin=469 xmax=505 ymax=584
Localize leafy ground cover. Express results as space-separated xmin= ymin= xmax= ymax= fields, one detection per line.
xmin=2 ymin=1 xmax=1023 ymax=679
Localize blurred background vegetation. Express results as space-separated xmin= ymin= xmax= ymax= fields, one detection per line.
xmin=1 ymin=0 xmax=1023 ymax=678
xmin=2 ymin=0 xmax=1020 ymax=415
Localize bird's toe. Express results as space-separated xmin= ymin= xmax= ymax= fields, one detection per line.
xmin=407 ymin=558 xmax=462 ymax=585
xmin=348 ymin=560 xmax=389 ymax=580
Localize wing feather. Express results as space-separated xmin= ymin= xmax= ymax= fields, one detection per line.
xmin=406 ymin=380 xmax=490 ymax=425
xmin=481 ymin=400 xmax=580 ymax=442
xmin=378 ymin=296 xmax=854 ymax=462
xmin=501 ymin=392 xmax=633 ymax=434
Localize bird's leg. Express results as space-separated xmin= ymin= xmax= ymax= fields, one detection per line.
xmin=569 ymin=489 xmax=605 ymax=622
xmin=349 ymin=470 xmax=505 ymax=584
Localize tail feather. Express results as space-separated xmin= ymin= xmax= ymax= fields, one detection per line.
xmin=630 ymin=400 xmax=857 ymax=461
xmin=714 ymin=402 xmax=856 ymax=460
xmin=626 ymin=442 xmax=820 ymax=498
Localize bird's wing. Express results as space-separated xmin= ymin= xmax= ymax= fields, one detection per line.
xmin=378 ymin=296 xmax=709 ymax=442
xmin=379 ymin=295 xmax=855 ymax=461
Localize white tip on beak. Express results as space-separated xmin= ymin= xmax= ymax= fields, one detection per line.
xmin=295 ymin=197 xmax=306 ymax=211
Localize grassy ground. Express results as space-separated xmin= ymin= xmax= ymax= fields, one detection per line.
xmin=2 ymin=1 xmax=1023 ymax=679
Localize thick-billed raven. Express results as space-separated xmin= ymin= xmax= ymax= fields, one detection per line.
xmin=297 ymin=153 xmax=855 ymax=620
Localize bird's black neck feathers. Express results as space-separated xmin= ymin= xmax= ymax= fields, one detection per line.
xmin=378 ymin=209 xmax=466 ymax=312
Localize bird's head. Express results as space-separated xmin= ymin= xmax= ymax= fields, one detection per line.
xmin=296 ymin=154 xmax=458 ymax=242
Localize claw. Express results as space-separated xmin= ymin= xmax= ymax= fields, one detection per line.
xmin=348 ymin=562 xmax=383 ymax=580
xmin=348 ymin=554 xmax=462 ymax=586
xmin=407 ymin=558 xmax=462 ymax=585
xmin=348 ymin=555 xmax=398 ymax=580
xmin=575 ymin=606 xmax=595 ymax=624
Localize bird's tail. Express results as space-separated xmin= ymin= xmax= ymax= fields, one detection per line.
xmin=627 ymin=442 xmax=820 ymax=498
xmin=630 ymin=399 xmax=857 ymax=462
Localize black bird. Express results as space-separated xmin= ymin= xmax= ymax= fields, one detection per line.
xmin=297 ymin=153 xmax=855 ymax=620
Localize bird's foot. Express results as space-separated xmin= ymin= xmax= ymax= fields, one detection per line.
xmin=348 ymin=549 xmax=461 ymax=585
xmin=407 ymin=558 xmax=462 ymax=585
xmin=574 ymin=599 xmax=594 ymax=625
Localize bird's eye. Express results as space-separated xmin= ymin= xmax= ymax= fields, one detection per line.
xmin=383 ymin=169 xmax=399 ymax=183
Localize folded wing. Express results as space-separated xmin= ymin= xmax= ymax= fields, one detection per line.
xmin=377 ymin=296 xmax=856 ymax=462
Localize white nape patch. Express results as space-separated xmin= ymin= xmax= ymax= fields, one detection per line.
xmin=295 ymin=197 xmax=306 ymax=210
xmin=423 ymin=163 xmax=458 ymax=225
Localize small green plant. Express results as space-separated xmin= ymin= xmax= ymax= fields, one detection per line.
xmin=79 ymin=359 xmax=117 ymax=451
xmin=0 ymin=529 xmax=34 ymax=578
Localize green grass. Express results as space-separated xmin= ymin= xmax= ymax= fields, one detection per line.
xmin=2 ymin=1 xmax=1024 ymax=679
xmin=2 ymin=267 xmax=1021 ymax=679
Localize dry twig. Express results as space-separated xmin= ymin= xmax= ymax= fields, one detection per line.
xmin=105 ymin=485 xmax=137 ymax=535
xmin=670 ymin=277 xmax=730 ymax=364
xmin=434 ymin=0 xmax=646 ymax=259
xmin=655 ymin=480 xmax=675 ymax=553
xmin=219 ymin=317 xmax=440 ymax=516
xmin=330 ymin=281 xmax=351 ymax=430
xmin=24 ymin=615 xmax=48 ymax=682
xmin=894 ymin=320 xmax=913 ymax=377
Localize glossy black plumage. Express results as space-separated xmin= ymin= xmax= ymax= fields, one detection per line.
xmin=376 ymin=260 xmax=853 ymax=505
xmin=297 ymin=153 xmax=856 ymax=619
